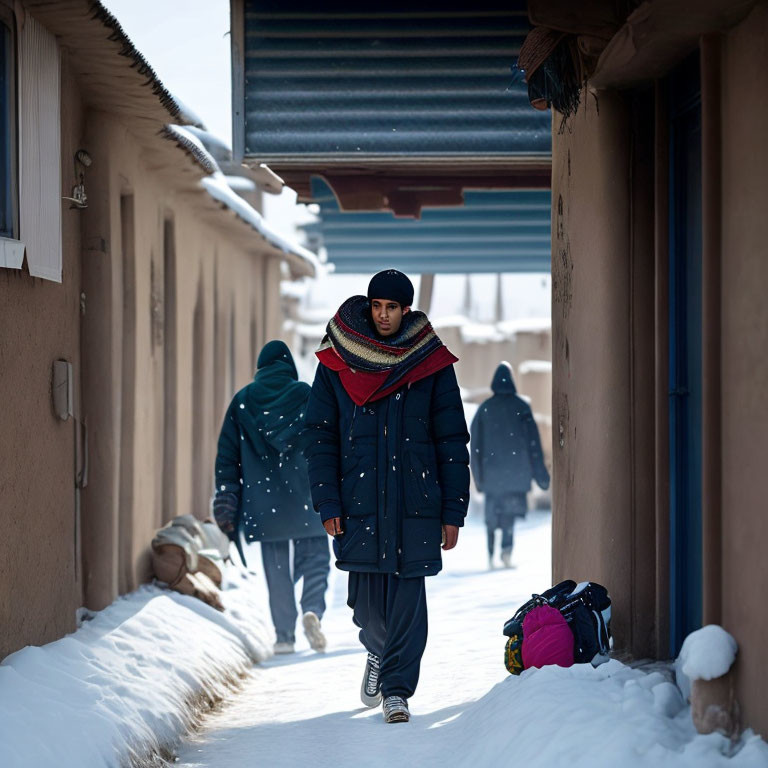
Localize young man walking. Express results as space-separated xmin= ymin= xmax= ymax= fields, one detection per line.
xmin=470 ymin=361 xmax=550 ymax=569
xmin=213 ymin=340 xmax=330 ymax=654
xmin=304 ymin=270 xmax=470 ymax=723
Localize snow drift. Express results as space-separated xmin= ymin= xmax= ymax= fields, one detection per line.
xmin=0 ymin=565 xmax=271 ymax=768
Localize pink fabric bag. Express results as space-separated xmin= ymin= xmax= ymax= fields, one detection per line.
xmin=521 ymin=604 xmax=574 ymax=670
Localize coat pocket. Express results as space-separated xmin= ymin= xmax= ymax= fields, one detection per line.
xmin=404 ymin=449 xmax=441 ymax=518
xmin=340 ymin=455 xmax=377 ymax=518
xmin=337 ymin=515 xmax=377 ymax=564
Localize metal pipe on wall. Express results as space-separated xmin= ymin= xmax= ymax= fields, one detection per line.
xmin=700 ymin=35 xmax=723 ymax=626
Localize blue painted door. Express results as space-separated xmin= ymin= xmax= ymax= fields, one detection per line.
xmin=668 ymin=52 xmax=703 ymax=656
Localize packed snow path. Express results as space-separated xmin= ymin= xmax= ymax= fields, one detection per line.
xmin=175 ymin=512 xmax=768 ymax=768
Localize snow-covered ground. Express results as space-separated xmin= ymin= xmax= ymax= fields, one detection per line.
xmin=0 ymin=566 xmax=272 ymax=768
xmin=174 ymin=514 xmax=768 ymax=768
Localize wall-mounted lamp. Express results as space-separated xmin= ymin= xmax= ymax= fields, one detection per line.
xmin=63 ymin=149 xmax=92 ymax=209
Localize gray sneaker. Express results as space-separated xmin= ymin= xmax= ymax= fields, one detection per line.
xmin=360 ymin=652 xmax=382 ymax=707
xmin=383 ymin=695 xmax=410 ymax=723
xmin=302 ymin=611 xmax=327 ymax=652
xmin=273 ymin=641 xmax=295 ymax=654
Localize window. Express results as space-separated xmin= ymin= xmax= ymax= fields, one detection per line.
xmin=0 ymin=9 xmax=17 ymax=240
xmin=0 ymin=10 xmax=61 ymax=278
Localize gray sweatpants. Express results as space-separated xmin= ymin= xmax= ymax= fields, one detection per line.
xmin=261 ymin=535 xmax=330 ymax=643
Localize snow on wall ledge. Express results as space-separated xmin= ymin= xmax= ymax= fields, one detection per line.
xmin=679 ymin=625 xmax=738 ymax=682
xmin=0 ymin=566 xmax=272 ymax=768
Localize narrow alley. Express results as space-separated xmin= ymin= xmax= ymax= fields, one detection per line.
xmin=3 ymin=1 xmax=768 ymax=765
xmin=173 ymin=517 xmax=766 ymax=768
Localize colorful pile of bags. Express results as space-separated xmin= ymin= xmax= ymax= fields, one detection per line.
xmin=503 ymin=580 xmax=612 ymax=674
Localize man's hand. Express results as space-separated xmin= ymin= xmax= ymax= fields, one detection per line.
xmin=442 ymin=524 xmax=459 ymax=550
xmin=323 ymin=517 xmax=344 ymax=536
xmin=212 ymin=492 xmax=238 ymax=538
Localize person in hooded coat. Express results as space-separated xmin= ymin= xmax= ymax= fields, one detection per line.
xmin=304 ymin=270 xmax=470 ymax=724
xmin=470 ymin=361 xmax=550 ymax=569
xmin=213 ymin=340 xmax=329 ymax=654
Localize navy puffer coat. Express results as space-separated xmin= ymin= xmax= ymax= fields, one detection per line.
xmin=304 ymin=364 xmax=470 ymax=577
xmin=469 ymin=362 xmax=550 ymax=496
xmin=215 ymin=342 xmax=325 ymax=543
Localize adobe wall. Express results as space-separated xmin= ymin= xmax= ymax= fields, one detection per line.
xmin=0 ymin=59 xmax=84 ymax=657
xmin=551 ymin=93 xmax=636 ymax=653
xmin=80 ymin=113 xmax=278 ymax=602
xmin=720 ymin=1 xmax=768 ymax=737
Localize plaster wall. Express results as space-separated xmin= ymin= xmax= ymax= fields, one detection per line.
xmin=517 ymin=366 xmax=551 ymax=418
xmin=513 ymin=329 xmax=551 ymax=366
xmin=79 ymin=113 xmax=274 ymax=594
xmin=720 ymin=1 xmax=768 ymax=737
xmin=551 ymin=93 xmax=636 ymax=651
xmin=0 ymin=58 xmax=84 ymax=657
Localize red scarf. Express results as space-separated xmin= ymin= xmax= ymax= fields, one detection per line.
xmin=316 ymin=345 xmax=457 ymax=406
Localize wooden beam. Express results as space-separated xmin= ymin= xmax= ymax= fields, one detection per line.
xmin=299 ymin=168 xmax=552 ymax=217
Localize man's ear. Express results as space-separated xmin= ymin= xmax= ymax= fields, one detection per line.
xmin=403 ymin=306 xmax=411 ymax=314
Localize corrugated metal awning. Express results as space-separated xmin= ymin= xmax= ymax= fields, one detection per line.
xmin=307 ymin=178 xmax=550 ymax=274
xmin=233 ymin=2 xmax=552 ymax=209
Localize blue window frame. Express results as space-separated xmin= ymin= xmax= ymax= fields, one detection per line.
xmin=1 ymin=13 xmax=17 ymax=239
xmin=668 ymin=51 xmax=703 ymax=657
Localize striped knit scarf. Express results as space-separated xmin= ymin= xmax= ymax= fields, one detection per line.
xmin=316 ymin=295 xmax=457 ymax=405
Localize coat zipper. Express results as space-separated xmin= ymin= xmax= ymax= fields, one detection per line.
xmin=382 ymin=404 xmax=388 ymax=565
xmin=396 ymin=391 xmax=405 ymax=574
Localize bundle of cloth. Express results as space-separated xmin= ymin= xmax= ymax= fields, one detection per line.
xmin=151 ymin=514 xmax=231 ymax=610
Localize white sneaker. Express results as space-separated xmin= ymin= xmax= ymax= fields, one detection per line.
xmin=361 ymin=652 xmax=382 ymax=707
xmin=302 ymin=611 xmax=327 ymax=652
xmin=274 ymin=641 xmax=295 ymax=654
xmin=501 ymin=551 xmax=512 ymax=569
xmin=488 ymin=556 xmax=496 ymax=571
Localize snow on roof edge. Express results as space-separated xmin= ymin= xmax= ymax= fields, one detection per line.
xmin=201 ymin=173 xmax=319 ymax=277
xmin=89 ymin=2 xmax=203 ymax=127
xmin=497 ymin=316 xmax=552 ymax=334
xmin=518 ymin=359 xmax=552 ymax=375
xmin=162 ymin=125 xmax=220 ymax=175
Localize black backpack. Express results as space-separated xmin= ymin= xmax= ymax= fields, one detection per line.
xmin=557 ymin=582 xmax=612 ymax=662
xmin=503 ymin=580 xmax=612 ymax=665
xmin=503 ymin=580 xmax=576 ymax=638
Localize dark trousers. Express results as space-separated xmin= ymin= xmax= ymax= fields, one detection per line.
xmin=485 ymin=492 xmax=527 ymax=556
xmin=261 ymin=536 xmax=330 ymax=643
xmin=347 ymin=572 xmax=428 ymax=699
xmin=487 ymin=524 xmax=515 ymax=556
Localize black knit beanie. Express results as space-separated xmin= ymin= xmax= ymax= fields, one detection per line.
xmin=367 ymin=269 xmax=414 ymax=308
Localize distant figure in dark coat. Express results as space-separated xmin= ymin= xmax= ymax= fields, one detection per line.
xmin=304 ymin=270 xmax=470 ymax=724
xmin=213 ymin=340 xmax=329 ymax=655
xmin=470 ymin=361 xmax=550 ymax=569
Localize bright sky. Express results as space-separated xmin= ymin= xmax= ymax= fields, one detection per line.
xmin=102 ymin=0 xmax=232 ymax=144
xmin=99 ymin=1 xmax=551 ymax=321
xmin=101 ymin=0 xmax=313 ymax=235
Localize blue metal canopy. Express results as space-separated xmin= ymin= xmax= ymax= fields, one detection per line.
xmin=307 ymin=178 xmax=551 ymax=274
xmin=236 ymin=2 xmax=551 ymax=164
